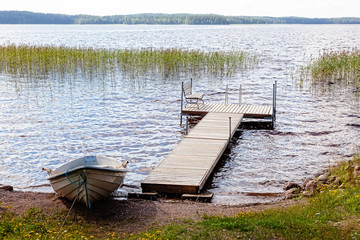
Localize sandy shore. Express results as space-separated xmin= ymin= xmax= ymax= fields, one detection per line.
xmin=0 ymin=189 xmax=298 ymax=234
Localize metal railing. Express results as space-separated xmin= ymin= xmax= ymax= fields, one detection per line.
xmin=225 ymin=84 xmax=242 ymax=105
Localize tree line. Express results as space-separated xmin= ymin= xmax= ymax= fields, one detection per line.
xmin=1 ymin=11 xmax=360 ymax=25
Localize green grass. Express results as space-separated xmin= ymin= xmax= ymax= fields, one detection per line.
xmin=301 ymin=48 xmax=360 ymax=87
xmin=0 ymin=207 xmax=98 ymax=239
xmin=1 ymin=154 xmax=359 ymax=239
xmin=0 ymin=44 xmax=257 ymax=80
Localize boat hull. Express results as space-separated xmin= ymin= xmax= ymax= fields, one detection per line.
xmin=46 ymin=156 xmax=128 ymax=208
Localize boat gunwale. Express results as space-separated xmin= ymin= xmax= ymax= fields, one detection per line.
xmin=47 ymin=165 xmax=128 ymax=180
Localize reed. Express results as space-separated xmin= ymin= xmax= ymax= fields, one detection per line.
xmin=301 ymin=49 xmax=360 ymax=87
xmin=0 ymin=44 xmax=257 ymax=80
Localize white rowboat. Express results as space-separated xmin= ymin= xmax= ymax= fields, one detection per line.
xmin=43 ymin=156 xmax=128 ymax=208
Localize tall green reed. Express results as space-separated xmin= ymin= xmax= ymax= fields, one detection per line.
xmin=301 ymin=48 xmax=360 ymax=87
xmin=0 ymin=44 xmax=257 ymax=81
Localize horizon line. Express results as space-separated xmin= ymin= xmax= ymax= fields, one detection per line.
xmin=1 ymin=10 xmax=359 ymax=19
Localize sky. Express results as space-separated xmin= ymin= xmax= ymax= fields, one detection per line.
xmin=2 ymin=0 xmax=360 ymax=18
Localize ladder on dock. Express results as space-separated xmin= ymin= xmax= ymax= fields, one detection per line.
xmin=141 ymin=112 xmax=244 ymax=194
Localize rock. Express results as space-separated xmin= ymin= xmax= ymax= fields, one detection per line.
xmin=317 ymin=173 xmax=330 ymax=182
xmin=286 ymin=187 xmax=300 ymax=195
xmin=303 ymin=180 xmax=318 ymax=197
xmin=327 ymin=175 xmax=342 ymax=187
xmin=285 ymin=188 xmax=300 ymax=200
xmin=283 ymin=182 xmax=300 ymax=191
xmin=305 ymin=180 xmax=317 ymax=191
xmin=0 ymin=185 xmax=13 ymax=191
xmin=333 ymin=177 xmax=342 ymax=186
xmin=328 ymin=175 xmax=336 ymax=183
xmin=353 ymin=165 xmax=360 ymax=179
xmin=314 ymin=172 xmax=322 ymax=178
xmin=301 ymin=178 xmax=312 ymax=191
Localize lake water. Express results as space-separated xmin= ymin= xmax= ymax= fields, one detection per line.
xmin=0 ymin=24 xmax=359 ymax=204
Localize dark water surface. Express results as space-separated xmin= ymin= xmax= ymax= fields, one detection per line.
xmin=0 ymin=25 xmax=359 ymax=204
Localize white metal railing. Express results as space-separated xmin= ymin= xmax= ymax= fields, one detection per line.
xmin=225 ymin=84 xmax=242 ymax=105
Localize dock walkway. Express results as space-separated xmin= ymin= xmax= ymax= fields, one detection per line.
xmin=142 ymin=112 xmax=244 ymax=194
xmin=141 ymin=81 xmax=277 ymax=196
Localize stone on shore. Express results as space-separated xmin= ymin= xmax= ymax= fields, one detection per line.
xmin=283 ymin=182 xmax=301 ymax=191
xmin=0 ymin=185 xmax=13 ymax=191
xmin=303 ymin=180 xmax=317 ymax=197
xmin=284 ymin=187 xmax=300 ymax=199
xmin=353 ymin=165 xmax=360 ymax=179
xmin=317 ymin=173 xmax=330 ymax=183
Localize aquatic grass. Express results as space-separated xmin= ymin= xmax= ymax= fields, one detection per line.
xmin=301 ymin=48 xmax=360 ymax=87
xmin=0 ymin=44 xmax=257 ymax=81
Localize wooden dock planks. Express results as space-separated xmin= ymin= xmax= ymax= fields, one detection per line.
xmin=141 ymin=112 xmax=244 ymax=194
xmin=186 ymin=113 xmax=244 ymax=140
xmin=182 ymin=103 xmax=272 ymax=118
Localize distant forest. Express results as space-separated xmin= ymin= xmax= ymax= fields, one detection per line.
xmin=1 ymin=11 xmax=360 ymax=24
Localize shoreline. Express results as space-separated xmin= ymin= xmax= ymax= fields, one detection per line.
xmin=1 ymin=156 xmax=359 ymax=238
xmin=0 ymin=189 xmax=296 ymax=234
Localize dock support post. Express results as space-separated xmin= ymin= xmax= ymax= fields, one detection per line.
xmin=272 ymin=81 xmax=277 ymax=128
xmin=272 ymin=82 xmax=274 ymax=127
xmin=225 ymin=84 xmax=229 ymax=105
xmin=229 ymin=117 xmax=232 ymax=139
xmin=185 ymin=117 xmax=189 ymax=135
xmin=180 ymin=81 xmax=184 ymax=126
xmin=228 ymin=117 xmax=232 ymax=148
xmin=238 ymin=84 xmax=242 ymax=105
xmin=274 ymin=80 xmax=277 ymax=120
xmin=275 ymin=80 xmax=277 ymax=119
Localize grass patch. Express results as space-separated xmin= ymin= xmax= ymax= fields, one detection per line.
xmin=301 ymin=48 xmax=360 ymax=87
xmin=139 ymin=205 xmax=346 ymax=239
xmin=0 ymin=44 xmax=257 ymax=81
xmin=0 ymin=207 xmax=103 ymax=239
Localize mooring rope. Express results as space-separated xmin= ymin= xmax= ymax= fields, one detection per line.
xmin=66 ymin=169 xmax=84 ymax=186
xmin=55 ymin=183 xmax=82 ymax=240
xmin=65 ymin=171 xmax=92 ymax=208
xmin=81 ymin=174 xmax=92 ymax=208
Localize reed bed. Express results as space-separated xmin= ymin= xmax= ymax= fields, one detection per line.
xmin=301 ymin=49 xmax=360 ymax=87
xmin=0 ymin=44 xmax=257 ymax=80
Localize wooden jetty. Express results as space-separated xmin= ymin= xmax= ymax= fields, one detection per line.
xmin=141 ymin=112 xmax=244 ymax=194
xmin=141 ymin=81 xmax=276 ymax=196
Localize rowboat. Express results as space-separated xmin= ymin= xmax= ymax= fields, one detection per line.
xmin=43 ymin=156 xmax=128 ymax=208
